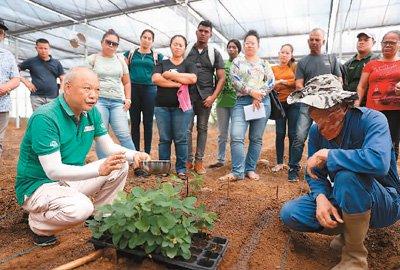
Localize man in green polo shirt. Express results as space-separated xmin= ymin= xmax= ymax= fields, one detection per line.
xmin=343 ymin=31 xmax=379 ymax=106
xmin=15 ymin=67 xmax=149 ymax=246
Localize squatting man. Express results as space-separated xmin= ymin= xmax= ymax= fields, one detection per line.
xmin=15 ymin=67 xmax=150 ymax=246
xmin=280 ymin=74 xmax=400 ymax=270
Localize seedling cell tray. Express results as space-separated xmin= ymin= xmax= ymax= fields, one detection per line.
xmin=90 ymin=233 xmax=228 ymax=270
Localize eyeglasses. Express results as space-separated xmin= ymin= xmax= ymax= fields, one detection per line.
xmin=104 ymin=39 xmax=119 ymax=47
xmin=381 ymin=41 xmax=398 ymax=47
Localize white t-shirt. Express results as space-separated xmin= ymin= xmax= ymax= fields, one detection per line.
xmin=86 ymin=53 xmax=129 ymax=100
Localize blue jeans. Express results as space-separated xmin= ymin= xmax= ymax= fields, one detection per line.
xmin=95 ymin=97 xmax=136 ymax=159
xmin=187 ymin=99 xmax=212 ymax=162
xmin=216 ymin=106 xmax=233 ymax=164
xmin=230 ymin=95 xmax=271 ymax=178
xmin=130 ymin=84 xmax=157 ymax=154
xmin=280 ymin=170 xmax=400 ymax=232
xmin=275 ymin=102 xmax=298 ymax=164
xmin=155 ymin=107 xmax=193 ymax=174
xmin=290 ymin=103 xmax=313 ymax=171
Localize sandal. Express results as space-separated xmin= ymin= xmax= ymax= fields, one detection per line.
xmin=246 ymin=171 xmax=260 ymax=180
xmin=218 ymin=173 xmax=241 ymax=182
xmin=272 ymin=164 xmax=284 ymax=172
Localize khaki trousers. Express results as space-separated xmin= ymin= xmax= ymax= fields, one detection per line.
xmin=22 ymin=162 xmax=128 ymax=236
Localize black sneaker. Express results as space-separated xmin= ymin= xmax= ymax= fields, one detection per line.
xmin=134 ymin=168 xmax=150 ymax=178
xmin=288 ymin=168 xmax=299 ymax=182
xmin=208 ymin=162 xmax=224 ymax=168
xmin=33 ymin=234 xmax=57 ymax=247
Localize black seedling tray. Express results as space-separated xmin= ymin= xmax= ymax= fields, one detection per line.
xmin=90 ymin=233 xmax=228 ymax=270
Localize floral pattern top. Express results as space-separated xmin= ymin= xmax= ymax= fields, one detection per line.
xmin=0 ymin=48 xmax=19 ymax=112
xmin=230 ymin=55 xmax=275 ymax=97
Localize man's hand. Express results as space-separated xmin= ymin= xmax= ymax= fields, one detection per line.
xmin=316 ymin=194 xmax=344 ymax=229
xmin=0 ymin=85 xmax=9 ymax=96
xmin=203 ymin=95 xmax=216 ymax=108
xmin=25 ymin=81 xmax=37 ymax=92
xmin=395 ymin=81 xmax=400 ymax=96
xmin=98 ymin=152 xmax=127 ymax=176
xmin=133 ymin=152 xmax=151 ymax=169
xmin=306 ymin=149 xmax=329 ymax=179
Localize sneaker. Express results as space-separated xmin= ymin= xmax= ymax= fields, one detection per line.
xmin=33 ymin=234 xmax=58 ymax=247
xmin=177 ymin=172 xmax=188 ymax=180
xmin=194 ymin=161 xmax=206 ymax=175
xmin=208 ymin=162 xmax=224 ymax=168
xmin=186 ymin=162 xmax=194 ymax=170
xmin=288 ymin=168 xmax=299 ymax=182
xmin=134 ymin=168 xmax=150 ymax=178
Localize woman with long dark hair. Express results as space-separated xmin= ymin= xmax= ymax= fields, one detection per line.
xmin=152 ymin=35 xmax=197 ymax=179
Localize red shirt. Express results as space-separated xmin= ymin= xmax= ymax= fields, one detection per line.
xmin=364 ymin=60 xmax=400 ymax=111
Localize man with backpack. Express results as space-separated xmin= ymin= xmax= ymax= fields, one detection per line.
xmin=19 ymin=38 xmax=64 ymax=111
xmin=185 ymin=20 xmax=225 ymax=174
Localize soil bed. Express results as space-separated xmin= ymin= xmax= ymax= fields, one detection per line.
xmin=1 ymin=119 xmax=399 ymax=270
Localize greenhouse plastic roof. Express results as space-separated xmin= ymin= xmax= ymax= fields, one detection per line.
xmin=1 ymin=0 xmax=399 ymax=69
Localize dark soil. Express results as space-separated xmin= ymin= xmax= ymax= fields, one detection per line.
xmin=1 ymin=119 xmax=399 ymax=270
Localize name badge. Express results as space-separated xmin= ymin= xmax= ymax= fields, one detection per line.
xmin=84 ymin=125 xmax=95 ymax=132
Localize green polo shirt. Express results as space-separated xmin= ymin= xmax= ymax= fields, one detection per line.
xmin=343 ymin=52 xmax=380 ymax=92
xmin=15 ymin=95 xmax=107 ymax=205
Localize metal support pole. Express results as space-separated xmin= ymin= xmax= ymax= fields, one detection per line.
xmin=14 ymin=38 xmax=20 ymax=129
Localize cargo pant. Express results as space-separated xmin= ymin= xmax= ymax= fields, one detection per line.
xmin=22 ymin=162 xmax=129 ymax=236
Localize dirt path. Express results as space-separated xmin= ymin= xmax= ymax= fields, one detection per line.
xmin=1 ymin=120 xmax=399 ymax=270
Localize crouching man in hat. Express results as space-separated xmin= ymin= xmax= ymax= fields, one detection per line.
xmin=15 ymin=67 xmax=150 ymax=246
xmin=280 ymin=74 xmax=400 ymax=269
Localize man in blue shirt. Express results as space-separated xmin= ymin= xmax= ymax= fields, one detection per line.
xmin=280 ymin=74 xmax=400 ymax=269
xmin=0 ymin=19 xmax=20 ymax=159
xmin=19 ymin=38 xmax=64 ymax=111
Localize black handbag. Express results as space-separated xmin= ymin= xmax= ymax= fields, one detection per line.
xmin=269 ymin=90 xmax=286 ymax=120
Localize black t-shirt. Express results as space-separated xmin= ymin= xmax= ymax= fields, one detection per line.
xmin=154 ymin=59 xmax=197 ymax=107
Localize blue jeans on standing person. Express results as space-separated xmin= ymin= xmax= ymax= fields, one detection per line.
xmin=280 ymin=170 xmax=400 ymax=232
xmin=95 ymin=97 xmax=136 ymax=159
xmin=289 ymin=103 xmax=313 ymax=172
xmin=230 ymin=95 xmax=271 ymax=179
xmin=216 ymin=106 xmax=233 ymax=164
xmin=130 ymin=83 xmax=157 ymax=154
xmin=187 ymin=99 xmax=212 ymax=162
xmin=275 ymin=102 xmax=298 ymax=165
xmin=155 ymin=107 xmax=193 ymax=174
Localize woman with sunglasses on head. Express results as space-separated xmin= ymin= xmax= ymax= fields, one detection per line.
xmin=87 ymin=29 xmax=135 ymax=159
xmin=357 ymin=30 xmax=400 ymax=160
xmin=152 ymin=35 xmax=197 ymax=179
xmin=271 ymin=44 xmax=297 ymax=174
xmin=219 ymin=30 xmax=275 ymax=182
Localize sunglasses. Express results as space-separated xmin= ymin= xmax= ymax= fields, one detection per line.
xmin=104 ymin=39 xmax=119 ymax=47
xmin=381 ymin=41 xmax=398 ymax=47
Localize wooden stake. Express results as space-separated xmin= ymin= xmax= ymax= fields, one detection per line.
xmin=52 ymin=249 xmax=104 ymax=270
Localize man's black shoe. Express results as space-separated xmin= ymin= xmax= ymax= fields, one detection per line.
xmin=288 ymin=168 xmax=299 ymax=182
xmin=208 ymin=162 xmax=224 ymax=168
xmin=33 ymin=234 xmax=57 ymax=247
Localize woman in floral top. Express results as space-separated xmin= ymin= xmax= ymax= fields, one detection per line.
xmin=219 ymin=30 xmax=275 ymax=181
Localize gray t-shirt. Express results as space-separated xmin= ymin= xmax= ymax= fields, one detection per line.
xmin=86 ymin=53 xmax=129 ymax=100
xmin=296 ymin=54 xmax=341 ymax=84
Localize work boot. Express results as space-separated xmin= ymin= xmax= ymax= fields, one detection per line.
xmin=194 ymin=161 xmax=206 ymax=175
xmin=186 ymin=162 xmax=194 ymax=170
xmin=331 ymin=210 xmax=371 ymax=270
